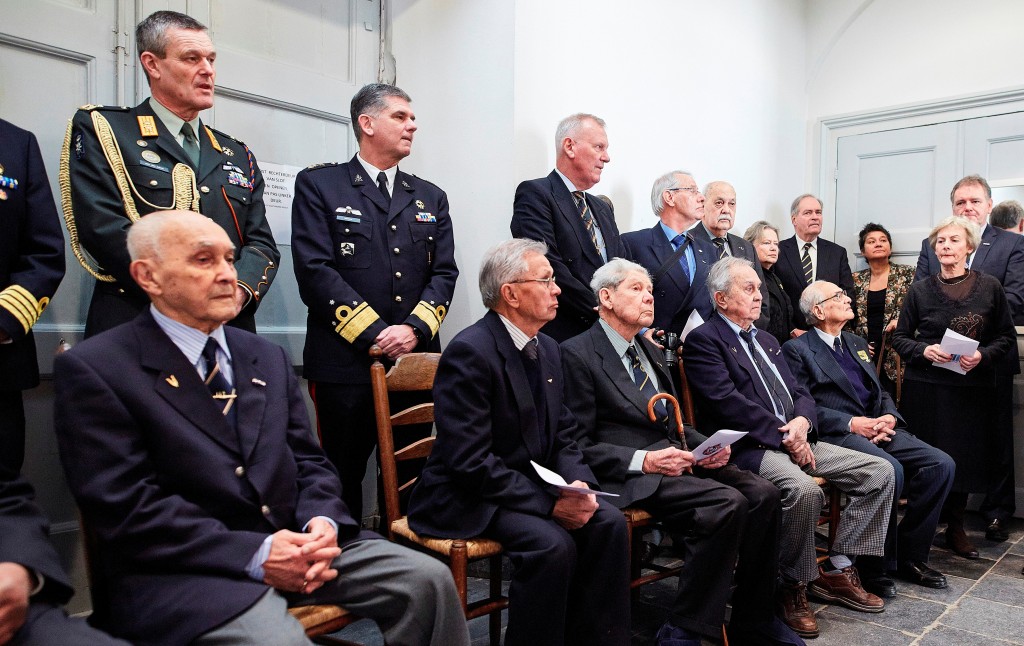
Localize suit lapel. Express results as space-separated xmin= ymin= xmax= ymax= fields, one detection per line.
xmin=972 ymin=226 xmax=997 ymax=269
xmin=649 ymin=225 xmax=689 ymax=292
xmin=808 ymin=331 xmax=858 ymax=400
xmin=196 ymin=121 xmax=228 ymax=183
xmin=347 ymin=156 xmax=390 ymax=214
xmin=225 ymin=329 xmax=268 ymax=461
xmin=779 ymin=238 xmax=802 ymax=281
xmin=549 ymin=172 xmax=602 ymax=265
xmin=389 ymin=170 xmax=415 ymax=222
xmin=592 ymin=328 xmax=650 ymax=419
xmin=486 ymin=313 xmax=544 ymax=458
xmin=845 ymin=333 xmax=885 ymax=411
xmin=711 ymin=316 xmax=776 ymax=413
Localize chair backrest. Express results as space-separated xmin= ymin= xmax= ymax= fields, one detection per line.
xmin=370 ymin=345 xmax=441 ymax=539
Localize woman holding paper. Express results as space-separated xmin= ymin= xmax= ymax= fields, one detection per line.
xmin=891 ymin=215 xmax=1016 ymax=559
xmin=744 ymin=221 xmax=800 ymax=345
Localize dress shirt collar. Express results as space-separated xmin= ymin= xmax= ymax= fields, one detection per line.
xmin=150 ymin=304 xmax=232 ymax=370
xmin=149 ymin=97 xmax=201 ymax=147
xmin=660 ymin=221 xmax=688 ymax=241
xmin=356 ymin=153 xmax=397 ymax=196
xmin=497 ymin=314 xmax=535 ymax=351
xmin=554 ymin=168 xmax=581 ymax=194
xmin=795 ymin=233 xmax=818 ymax=247
xmin=718 ymin=311 xmax=757 ymax=339
xmin=813 ymin=326 xmax=840 ymax=350
xmin=598 ymin=318 xmax=635 ymax=357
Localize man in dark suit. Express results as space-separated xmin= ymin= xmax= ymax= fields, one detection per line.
xmin=775 ymin=194 xmax=854 ymax=330
xmin=0 ymin=119 xmax=65 ymax=479
xmin=914 ymin=174 xmax=1021 ymax=541
xmin=408 ymin=239 xmax=629 ymax=646
xmin=783 ymin=281 xmax=955 ymax=594
xmin=561 ymin=258 xmax=800 ymax=646
xmin=291 ymin=83 xmax=458 ymax=522
xmin=63 ymin=10 xmax=279 ymax=336
xmin=683 ymin=257 xmax=894 ymax=639
xmin=0 ymin=476 xmax=129 ymax=645
xmin=511 ymin=113 xmax=625 ymax=341
xmin=621 ymin=171 xmax=716 ymax=338
xmin=692 ymin=180 xmax=769 ymax=327
xmin=53 ymin=211 xmax=467 ymax=646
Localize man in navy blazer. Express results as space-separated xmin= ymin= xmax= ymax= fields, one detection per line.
xmin=409 ymin=239 xmax=629 ymax=646
xmin=622 ymin=171 xmax=716 ymax=337
xmin=561 ymin=258 xmax=799 ymax=646
xmin=775 ymin=194 xmax=854 ymax=330
xmin=511 ymin=114 xmax=625 ymax=341
xmin=53 ymin=211 xmax=467 ymax=646
xmin=783 ymin=281 xmax=954 ymax=593
xmin=914 ymin=174 xmax=1022 ymax=541
xmin=683 ymin=257 xmax=894 ymax=639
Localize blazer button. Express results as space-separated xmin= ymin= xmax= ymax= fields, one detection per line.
xmin=393 ymin=248 xmax=400 ymax=255
xmin=235 ymin=466 xmax=245 ymax=477
xmin=395 ymin=295 xmax=402 ymax=302
xmin=391 ymin=224 xmax=398 ymax=231
xmin=261 ymin=505 xmax=271 ymax=517
xmin=200 ymin=186 xmax=210 ymax=194
xmin=395 ymin=272 xmax=402 ymax=278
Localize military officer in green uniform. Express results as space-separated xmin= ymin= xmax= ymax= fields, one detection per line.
xmin=0 ymin=119 xmax=66 ymax=480
xmin=291 ymin=83 xmax=459 ymax=522
xmin=61 ymin=10 xmax=278 ymax=336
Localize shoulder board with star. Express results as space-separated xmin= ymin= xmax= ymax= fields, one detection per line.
xmin=78 ymin=104 xmax=131 ymax=112
xmin=305 ymin=162 xmax=342 ymax=171
xmin=406 ymin=173 xmax=445 ymax=192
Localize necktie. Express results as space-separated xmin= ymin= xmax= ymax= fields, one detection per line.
xmin=180 ymin=122 xmax=200 ymax=168
xmin=738 ymin=330 xmax=794 ymax=420
xmin=670 ymin=233 xmax=692 ymax=282
xmin=521 ymin=339 xmax=546 ymax=434
xmin=202 ymin=338 xmax=237 ymax=425
xmin=712 ymin=237 xmax=728 ymax=260
xmin=801 ymin=242 xmax=814 ymax=285
xmin=626 ymin=345 xmax=668 ymax=425
xmin=833 ymin=338 xmax=843 ymax=355
xmin=571 ymin=191 xmax=601 ymax=255
xmin=376 ymin=171 xmax=391 ymax=208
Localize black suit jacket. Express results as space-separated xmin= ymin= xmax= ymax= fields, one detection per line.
xmin=511 ymin=171 xmax=625 ymax=341
xmin=408 ymin=311 xmax=596 ymax=537
xmin=54 ymin=312 xmax=371 ymax=646
xmin=621 ymin=223 xmax=715 ymax=333
xmin=0 ymin=119 xmax=65 ymax=390
xmin=682 ymin=314 xmax=818 ymax=471
xmin=560 ymin=325 xmax=706 ymax=507
xmin=782 ymin=330 xmax=905 ymax=440
xmin=776 ymin=236 xmax=854 ymax=329
xmin=691 ymin=224 xmax=769 ymax=328
xmin=915 ymin=224 xmax=1024 ymax=324
xmin=0 ymin=476 xmax=74 ymax=605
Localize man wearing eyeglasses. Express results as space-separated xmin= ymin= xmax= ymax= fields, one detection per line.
xmin=783 ymin=281 xmax=954 ymax=597
xmin=409 ymin=239 xmax=630 ymax=646
xmin=775 ymin=195 xmax=854 ymax=330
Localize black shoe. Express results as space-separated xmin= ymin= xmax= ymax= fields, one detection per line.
xmin=860 ymin=573 xmax=897 ymax=599
xmin=895 ymin=561 xmax=947 ymax=589
xmin=986 ymin=518 xmax=1009 ymax=542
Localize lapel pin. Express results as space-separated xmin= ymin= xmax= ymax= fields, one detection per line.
xmin=354 ymin=173 xmax=364 ymax=183
xmin=141 ymin=150 xmax=161 ymax=164
xmin=547 ymin=378 xmax=553 ymax=383
xmin=251 ymin=378 xmax=266 ymax=387
xmin=165 ymin=375 xmax=179 ymax=388
xmin=730 ymin=346 xmax=737 ymax=353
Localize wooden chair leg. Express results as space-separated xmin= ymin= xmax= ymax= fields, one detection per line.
xmin=488 ymin=554 xmax=503 ymax=646
xmin=450 ymin=540 xmax=469 ymax=611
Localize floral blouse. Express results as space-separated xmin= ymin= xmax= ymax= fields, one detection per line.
xmin=852 ymin=262 xmax=916 ymax=382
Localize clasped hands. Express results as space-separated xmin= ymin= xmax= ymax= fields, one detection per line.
xmin=850 ymin=414 xmax=897 ymax=444
xmin=262 ymin=517 xmax=341 ymax=595
xmin=642 ymin=445 xmax=730 ymax=477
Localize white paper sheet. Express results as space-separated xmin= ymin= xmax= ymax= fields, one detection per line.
xmin=530 ymin=460 xmax=619 ymax=497
xmin=689 ymin=429 xmax=747 ymax=460
xmin=679 ymin=309 xmax=705 ymax=343
xmin=932 ymin=328 xmax=980 ymax=375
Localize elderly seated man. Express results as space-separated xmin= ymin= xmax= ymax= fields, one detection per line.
xmin=682 ymin=257 xmax=895 ymax=640
xmin=560 ymin=258 xmax=799 ymax=646
xmin=782 ymin=281 xmax=954 ymax=594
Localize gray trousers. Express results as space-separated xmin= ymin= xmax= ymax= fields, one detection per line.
xmin=195 ymin=538 xmax=469 ymax=646
xmin=758 ymin=442 xmax=894 ymax=583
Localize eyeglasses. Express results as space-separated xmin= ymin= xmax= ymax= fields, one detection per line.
xmin=815 ymin=290 xmax=849 ymax=305
xmin=512 ymin=277 xmax=558 ymax=288
xmin=667 ymin=187 xmax=700 ymax=195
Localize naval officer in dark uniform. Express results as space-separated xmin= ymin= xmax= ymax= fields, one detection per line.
xmin=0 ymin=119 xmax=66 ymax=480
xmin=291 ymin=83 xmax=458 ymax=522
xmin=61 ymin=10 xmax=279 ymax=337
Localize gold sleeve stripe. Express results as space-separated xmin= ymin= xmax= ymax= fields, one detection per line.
xmin=411 ymin=301 xmax=443 ymax=338
xmin=0 ymin=285 xmax=41 ymax=334
xmin=334 ymin=302 xmax=380 ymax=343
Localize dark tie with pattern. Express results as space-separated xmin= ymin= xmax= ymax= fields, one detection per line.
xmin=738 ymin=330 xmax=794 ymax=420
xmin=571 ymin=190 xmax=601 ymax=255
xmin=376 ymin=171 xmax=391 ymax=208
xmin=521 ymin=338 xmax=546 ymax=436
xmin=626 ymin=345 xmax=667 ymax=425
xmin=670 ymin=233 xmax=692 ymax=282
xmin=801 ymin=242 xmax=814 ymax=285
xmin=180 ymin=122 xmax=200 ymax=168
xmin=712 ymin=237 xmax=728 ymax=259
xmin=833 ymin=338 xmax=843 ymax=354
xmin=202 ymin=338 xmax=237 ymax=427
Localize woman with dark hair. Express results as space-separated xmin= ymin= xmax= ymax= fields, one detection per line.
xmin=852 ymin=222 xmax=915 ymax=395
xmin=743 ymin=220 xmax=801 ymax=345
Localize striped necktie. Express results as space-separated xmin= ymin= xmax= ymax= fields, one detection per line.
xmin=571 ymin=191 xmax=601 ymax=255
xmin=801 ymin=242 xmax=814 ymax=285
xmin=626 ymin=345 xmax=667 ymax=425
xmin=712 ymin=237 xmax=728 ymax=259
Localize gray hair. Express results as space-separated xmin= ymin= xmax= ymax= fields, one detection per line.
xmin=479 ymin=239 xmax=548 ymax=309
xmin=990 ymin=200 xmax=1024 ymax=230
xmin=350 ymin=83 xmax=412 ymax=143
xmin=743 ymin=220 xmax=780 ymax=245
xmin=798 ymin=281 xmax=832 ymax=326
xmin=702 ymin=180 xmax=733 ymax=198
xmin=136 ymin=11 xmax=207 ymax=85
xmin=555 ymin=113 xmax=606 ymax=155
xmin=706 ymin=256 xmax=754 ymax=309
xmin=928 ymin=215 xmax=981 ymax=252
xmin=650 ymin=170 xmax=692 ymax=217
xmin=950 ymin=174 xmax=992 ymax=202
xmin=590 ymin=258 xmax=651 ymax=297
xmin=790 ymin=193 xmax=823 ymax=217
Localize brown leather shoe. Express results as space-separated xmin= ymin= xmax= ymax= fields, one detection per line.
xmin=945 ymin=523 xmax=980 ymax=559
xmin=776 ymin=580 xmax=819 ymax=638
xmin=808 ymin=565 xmax=884 ymax=613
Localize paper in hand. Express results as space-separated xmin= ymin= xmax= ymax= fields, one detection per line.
xmin=679 ymin=309 xmax=705 ymax=343
xmin=530 ymin=460 xmax=619 ymax=497
xmin=690 ymin=429 xmax=747 ymax=460
xmin=933 ymin=328 xmax=979 ymax=375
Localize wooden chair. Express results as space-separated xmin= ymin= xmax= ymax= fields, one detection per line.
xmin=370 ymin=346 xmax=507 ymax=646
xmin=289 ymin=606 xmax=361 ymax=645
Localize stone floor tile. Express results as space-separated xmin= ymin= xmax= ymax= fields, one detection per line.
xmin=940 ymin=596 xmax=1024 ymax=643
xmin=816 ymin=592 xmax=945 ymax=634
xmin=811 ymin=610 xmax=914 ymax=646
xmin=968 ymin=572 xmax=1024 ymax=608
xmin=918 ymin=624 xmax=1019 ymax=645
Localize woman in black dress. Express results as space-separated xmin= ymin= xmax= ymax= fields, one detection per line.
xmin=892 ymin=215 xmax=1016 ymax=559
xmin=743 ymin=221 xmax=800 ymax=345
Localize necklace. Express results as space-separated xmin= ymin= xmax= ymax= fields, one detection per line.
xmin=938 ymin=270 xmax=970 ymax=286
